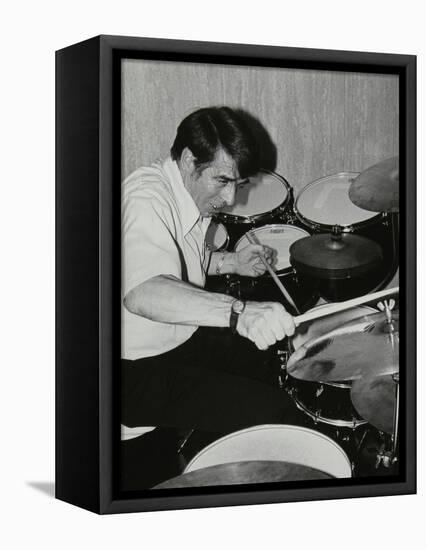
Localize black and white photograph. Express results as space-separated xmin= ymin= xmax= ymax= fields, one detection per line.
xmin=119 ymin=54 xmax=405 ymax=494
xmin=5 ymin=0 xmax=423 ymax=545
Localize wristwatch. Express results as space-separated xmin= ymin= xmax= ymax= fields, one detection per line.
xmin=230 ymin=299 xmax=246 ymax=333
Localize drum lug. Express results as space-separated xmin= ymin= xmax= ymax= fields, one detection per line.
xmin=277 ymin=349 xmax=289 ymax=365
xmin=316 ymin=385 xmax=324 ymax=398
xmin=287 ymin=385 xmax=296 ymax=398
xmin=285 ymin=212 xmax=297 ymax=224
xmin=277 ymin=350 xmax=289 ymax=388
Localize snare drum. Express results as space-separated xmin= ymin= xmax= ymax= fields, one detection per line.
xmin=216 ymin=170 xmax=293 ymax=247
xmin=185 ymin=424 xmax=352 ymax=479
xmin=233 ymin=224 xmax=318 ymax=313
xmin=286 ymin=304 xmax=377 ymax=428
xmin=294 ymin=173 xmax=393 ymax=300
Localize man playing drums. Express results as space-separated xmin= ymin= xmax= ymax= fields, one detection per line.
xmin=121 ymin=106 xmax=296 ymax=434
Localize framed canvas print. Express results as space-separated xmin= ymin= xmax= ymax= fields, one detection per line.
xmin=56 ymin=35 xmax=416 ymax=514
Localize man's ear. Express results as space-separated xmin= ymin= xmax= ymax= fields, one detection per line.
xmin=180 ymin=147 xmax=196 ymax=171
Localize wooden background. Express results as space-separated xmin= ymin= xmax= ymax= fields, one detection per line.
xmin=122 ymin=59 xmax=399 ymax=195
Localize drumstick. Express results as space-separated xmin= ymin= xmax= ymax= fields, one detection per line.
xmin=246 ymin=231 xmax=301 ymax=314
xmin=293 ymin=287 xmax=399 ymax=326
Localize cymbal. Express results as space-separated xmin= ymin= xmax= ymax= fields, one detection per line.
xmin=351 ymin=375 xmax=397 ymax=433
xmin=292 ymin=304 xmax=378 ymax=351
xmin=153 ymin=460 xmax=332 ymax=488
xmin=349 ymin=157 xmax=399 ymax=212
xmin=290 ymin=231 xmax=383 ymax=279
xmin=287 ymin=311 xmax=399 ymax=382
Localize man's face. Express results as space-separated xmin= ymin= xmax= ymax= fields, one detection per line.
xmin=184 ymin=149 xmax=249 ymax=217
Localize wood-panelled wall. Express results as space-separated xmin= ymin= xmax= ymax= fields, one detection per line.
xmin=122 ymin=59 xmax=398 ymax=194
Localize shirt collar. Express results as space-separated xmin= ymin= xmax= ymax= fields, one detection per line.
xmin=162 ymin=157 xmax=208 ymax=235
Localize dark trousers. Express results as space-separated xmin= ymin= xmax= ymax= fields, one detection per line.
xmin=122 ymin=327 xmax=297 ymax=433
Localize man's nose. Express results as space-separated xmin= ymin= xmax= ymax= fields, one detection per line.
xmin=223 ymin=183 xmax=236 ymax=206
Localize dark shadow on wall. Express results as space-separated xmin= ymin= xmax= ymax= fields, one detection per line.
xmin=234 ymin=109 xmax=277 ymax=172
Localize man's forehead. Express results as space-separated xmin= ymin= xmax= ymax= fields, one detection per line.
xmin=210 ymin=150 xmax=239 ymax=176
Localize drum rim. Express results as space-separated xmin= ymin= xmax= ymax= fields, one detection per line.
xmin=216 ymin=170 xmax=291 ymax=224
xmin=185 ymin=423 xmax=352 ymax=474
xmin=294 ymin=171 xmax=384 ymax=232
xmin=290 ymin=394 xmax=367 ymax=428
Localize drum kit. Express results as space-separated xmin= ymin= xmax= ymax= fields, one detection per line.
xmin=206 ymin=159 xmax=399 ymax=308
xmin=162 ymin=157 xmax=401 ymax=488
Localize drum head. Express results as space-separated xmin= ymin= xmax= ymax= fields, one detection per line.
xmin=295 ymin=173 xmax=377 ymax=229
xmin=185 ymin=424 xmax=352 ymax=479
xmin=220 ymin=171 xmax=289 ymax=220
xmin=234 ymin=224 xmax=309 ymax=272
xmin=205 ymin=221 xmax=229 ymax=251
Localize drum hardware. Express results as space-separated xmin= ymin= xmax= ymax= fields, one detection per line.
xmin=289 ymin=387 xmax=367 ymax=429
xmin=276 ymin=349 xmax=289 ymax=388
xmin=392 ymin=372 xmax=400 ymax=455
xmin=350 ymin=370 xmax=400 ymax=469
xmin=377 ymin=298 xmax=396 ymax=326
xmin=349 ymin=157 xmax=399 ymax=213
xmin=176 ymin=429 xmax=195 ymax=455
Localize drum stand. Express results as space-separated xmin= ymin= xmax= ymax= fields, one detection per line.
xmin=374 ymin=374 xmax=399 ymax=469
xmin=379 ymin=211 xmax=400 ymax=290
xmin=375 ymin=302 xmax=399 ymax=469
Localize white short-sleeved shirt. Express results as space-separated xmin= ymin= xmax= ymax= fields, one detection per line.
xmin=121 ymin=157 xmax=212 ymax=359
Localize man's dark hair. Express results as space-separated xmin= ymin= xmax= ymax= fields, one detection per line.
xmin=170 ymin=107 xmax=260 ymax=178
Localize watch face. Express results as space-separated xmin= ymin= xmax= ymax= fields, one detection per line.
xmin=232 ymin=300 xmax=245 ymax=314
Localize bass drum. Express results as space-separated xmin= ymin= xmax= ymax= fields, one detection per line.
xmin=233 ymin=224 xmax=318 ymax=314
xmin=285 ymin=304 xmax=378 ymax=429
xmin=185 ymin=424 xmax=352 ymax=480
xmin=294 ymin=172 xmax=395 ymax=301
xmin=216 ymin=170 xmax=293 ymax=248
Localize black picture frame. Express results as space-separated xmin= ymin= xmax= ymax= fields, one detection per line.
xmin=56 ymin=34 xmax=416 ymax=514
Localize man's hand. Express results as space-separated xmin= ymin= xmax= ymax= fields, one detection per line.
xmin=236 ymin=301 xmax=295 ymax=350
xmin=233 ymin=244 xmax=276 ymax=277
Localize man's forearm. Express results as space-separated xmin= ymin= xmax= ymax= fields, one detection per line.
xmin=124 ymin=274 xmax=234 ymax=327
